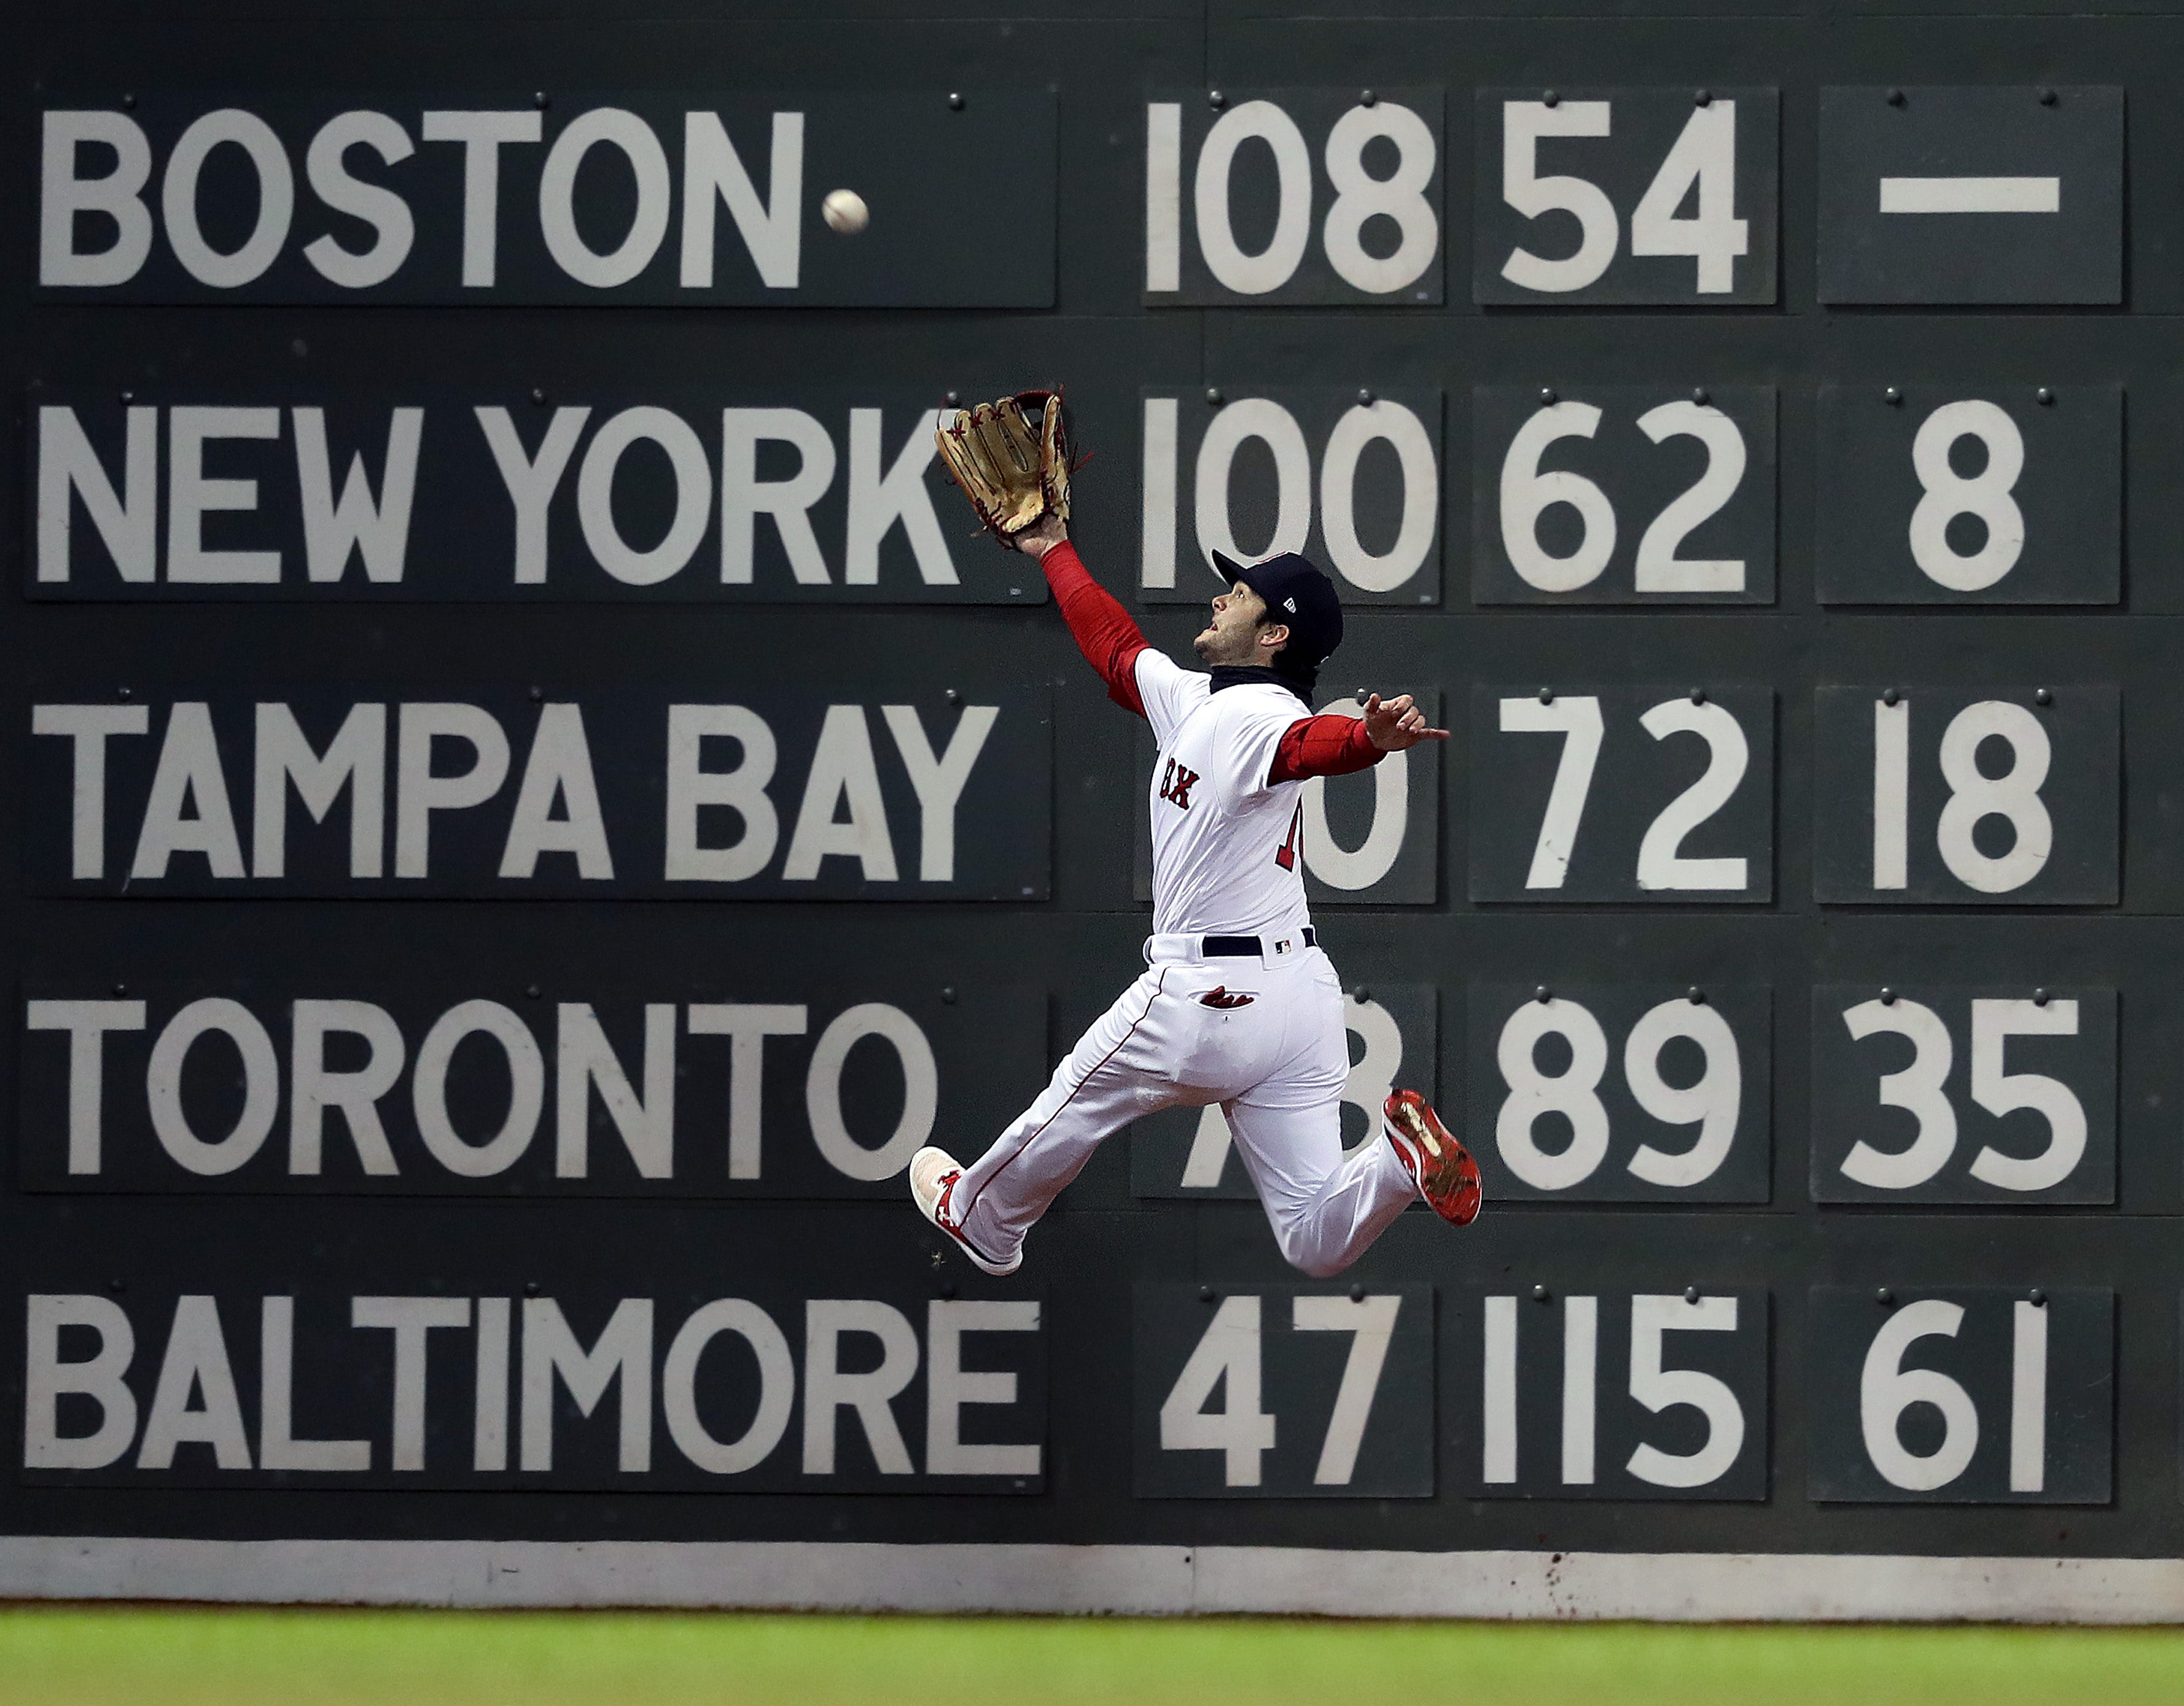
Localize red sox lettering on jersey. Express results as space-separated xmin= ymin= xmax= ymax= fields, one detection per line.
xmin=911 ymin=527 xmax=1477 ymax=1281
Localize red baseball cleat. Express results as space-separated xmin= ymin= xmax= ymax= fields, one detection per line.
xmin=1383 ymin=1089 xmax=1482 ymax=1227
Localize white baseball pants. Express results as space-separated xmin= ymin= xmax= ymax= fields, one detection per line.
xmin=949 ymin=940 xmax=1418 ymax=1277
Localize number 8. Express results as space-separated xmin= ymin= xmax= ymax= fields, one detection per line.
xmin=1322 ymin=104 xmax=1438 ymax=294
xmin=1496 ymin=998 xmax=1612 ymax=1188
xmin=1936 ymin=702 xmax=2051 ymax=893
xmin=1909 ymin=401 xmax=2026 ymax=591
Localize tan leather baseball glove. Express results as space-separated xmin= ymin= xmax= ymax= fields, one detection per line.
xmin=934 ymin=390 xmax=1073 ymax=541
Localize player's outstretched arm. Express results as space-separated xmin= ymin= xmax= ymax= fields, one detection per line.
xmin=1015 ymin=517 xmax=1153 ymax=718
xmin=1268 ymin=691 xmax=1448 ymax=784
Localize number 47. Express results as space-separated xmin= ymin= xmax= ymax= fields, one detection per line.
xmin=1160 ymin=1293 xmax=1400 ymax=1487
xmin=1502 ymin=100 xmax=1746 ymax=295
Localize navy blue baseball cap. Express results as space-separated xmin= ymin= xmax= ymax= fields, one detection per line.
xmin=1211 ymin=550 xmax=1345 ymax=672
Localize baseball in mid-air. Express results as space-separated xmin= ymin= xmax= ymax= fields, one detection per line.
xmin=822 ymin=189 xmax=869 ymax=235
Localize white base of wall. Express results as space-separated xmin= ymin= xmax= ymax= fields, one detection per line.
xmin=2 ymin=1538 xmax=2182 ymax=1622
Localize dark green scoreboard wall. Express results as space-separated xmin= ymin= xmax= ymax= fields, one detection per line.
xmin=10 ymin=0 xmax=2184 ymax=1571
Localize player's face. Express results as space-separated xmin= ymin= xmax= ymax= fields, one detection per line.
xmin=1193 ymin=581 xmax=1287 ymax=666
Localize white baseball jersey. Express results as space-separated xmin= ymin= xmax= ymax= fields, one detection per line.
xmin=1136 ymin=651 xmax=1314 ymax=940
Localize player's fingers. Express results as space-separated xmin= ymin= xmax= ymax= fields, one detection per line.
xmin=1362 ymin=693 xmax=1382 ymax=717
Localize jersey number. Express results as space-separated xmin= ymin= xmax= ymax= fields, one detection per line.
xmin=1274 ymin=801 xmax=1304 ymax=870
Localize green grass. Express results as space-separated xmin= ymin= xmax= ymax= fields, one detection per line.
xmin=4 ymin=1609 xmax=2184 ymax=1706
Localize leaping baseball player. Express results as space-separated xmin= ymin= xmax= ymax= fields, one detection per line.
xmin=912 ymin=392 xmax=1480 ymax=1278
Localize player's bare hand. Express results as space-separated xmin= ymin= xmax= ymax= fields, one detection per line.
xmin=1014 ymin=513 xmax=1069 ymax=559
xmin=1361 ymin=692 xmax=1450 ymax=752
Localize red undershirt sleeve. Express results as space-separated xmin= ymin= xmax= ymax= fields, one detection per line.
xmin=1039 ymin=540 xmax=1150 ymax=718
xmin=1268 ymin=714 xmax=1383 ymax=784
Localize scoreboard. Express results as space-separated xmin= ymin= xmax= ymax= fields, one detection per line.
xmin=9 ymin=3 xmax=2184 ymax=1622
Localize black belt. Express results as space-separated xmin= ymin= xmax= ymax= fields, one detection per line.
xmin=1202 ymin=928 xmax=1314 ymax=957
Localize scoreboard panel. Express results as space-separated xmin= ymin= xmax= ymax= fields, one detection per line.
xmin=1806 ymin=1288 xmax=2113 ymax=1504
xmin=1815 ymin=87 xmax=2123 ymax=306
xmin=17 ymin=0 xmax=2184 ymax=1617
xmin=1809 ymin=686 xmax=2120 ymax=905
xmin=1814 ymin=386 xmax=2123 ymax=606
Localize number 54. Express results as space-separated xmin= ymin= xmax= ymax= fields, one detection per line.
xmin=1500 ymin=99 xmax=1745 ymax=294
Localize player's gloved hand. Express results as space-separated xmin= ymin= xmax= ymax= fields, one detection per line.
xmin=1361 ymin=693 xmax=1450 ymax=752
xmin=934 ymin=390 xmax=1074 ymax=546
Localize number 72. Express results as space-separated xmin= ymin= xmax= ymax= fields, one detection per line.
xmin=1475 ymin=688 xmax=1771 ymax=902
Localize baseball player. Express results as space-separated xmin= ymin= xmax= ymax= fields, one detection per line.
xmin=910 ymin=393 xmax=1480 ymax=1278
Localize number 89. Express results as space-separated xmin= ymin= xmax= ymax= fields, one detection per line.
xmin=1496 ymin=994 xmax=1741 ymax=1190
